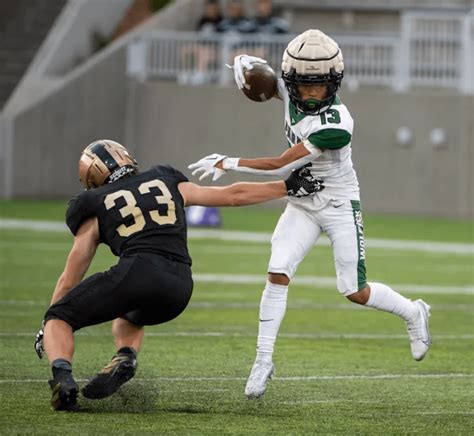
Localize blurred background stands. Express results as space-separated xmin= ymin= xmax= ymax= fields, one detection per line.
xmin=0 ymin=0 xmax=472 ymax=218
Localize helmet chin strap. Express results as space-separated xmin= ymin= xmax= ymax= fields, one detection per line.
xmin=296 ymin=94 xmax=335 ymax=115
xmin=282 ymin=66 xmax=343 ymax=116
xmin=303 ymin=98 xmax=320 ymax=111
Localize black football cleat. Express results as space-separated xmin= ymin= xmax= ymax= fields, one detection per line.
xmin=82 ymin=351 xmax=137 ymax=400
xmin=48 ymin=371 xmax=79 ymax=411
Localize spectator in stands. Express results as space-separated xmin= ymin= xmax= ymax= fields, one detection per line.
xmin=216 ymin=0 xmax=254 ymax=34
xmin=179 ymin=0 xmax=224 ymax=85
xmin=197 ymin=0 xmax=223 ymax=34
xmin=250 ymin=0 xmax=289 ymax=34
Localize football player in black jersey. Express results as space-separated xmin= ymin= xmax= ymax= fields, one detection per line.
xmin=34 ymin=139 xmax=324 ymax=411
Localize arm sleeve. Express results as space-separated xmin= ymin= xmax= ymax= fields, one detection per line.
xmin=65 ymin=192 xmax=95 ymax=236
xmin=230 ymin=153 xmax=316 ymax=177
xmin=308 ymin=128 xmax=352 ymax=150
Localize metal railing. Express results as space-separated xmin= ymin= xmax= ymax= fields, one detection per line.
xmin=126 ymin=12 xmax=473 ymax=94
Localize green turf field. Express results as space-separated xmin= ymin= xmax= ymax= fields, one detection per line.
xmin=0 ymin=201 xmax=473 ymax=434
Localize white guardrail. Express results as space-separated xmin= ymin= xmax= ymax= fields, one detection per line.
xmin=127 ymin=12 xmax=473 ymax=94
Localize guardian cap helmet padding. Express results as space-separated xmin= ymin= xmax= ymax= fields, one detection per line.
xmin=79 ymin=139 xmax=138 ymax=189
xmin=282 ymin=29 xmax=344 ymax=115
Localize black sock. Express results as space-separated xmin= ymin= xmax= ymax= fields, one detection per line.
xmin=117 ymin=347 xmax=137 ymax=358
xmin=52 ymin=358 xmax=72 ymax=378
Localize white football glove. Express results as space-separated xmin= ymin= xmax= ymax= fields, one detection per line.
xmin=232 ymin=55 xmax=267 ymax=90
xmin=188 ymin=153 xmax=228 ymax=181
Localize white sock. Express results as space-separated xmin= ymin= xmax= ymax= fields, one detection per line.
xmin=365 ymin=282 xmax=418 ymax=322
xmin=256 ymin=280 xmax=288 ymax=361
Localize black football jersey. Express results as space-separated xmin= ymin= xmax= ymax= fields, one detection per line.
xmin=65 ymin=165 xmax=191 ymax=265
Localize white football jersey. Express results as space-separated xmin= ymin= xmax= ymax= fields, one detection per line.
xmin=277 ymin=79 xmax=360 ymax=209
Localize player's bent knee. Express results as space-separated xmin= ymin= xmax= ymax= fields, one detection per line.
xmin=44 ymin=306 xmax=81 ymax=332
xmin=346 ymin=286 xmax=370 ymax=305
xmin=44 ymin=315 xmax=75 ymax=334
xmin=268 ymin=272 xmax=290 ymax=286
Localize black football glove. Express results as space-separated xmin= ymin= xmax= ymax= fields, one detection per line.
xmin=285 ymin=166 xmax=325 ymax=198
xmin=34 ymin=321 xmax=45 ymax=359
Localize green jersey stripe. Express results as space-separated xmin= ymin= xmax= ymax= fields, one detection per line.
xmin=308 ymin=129 xmax=351 ymax=150
xmin=351 ymin=200 xmax=368 ymax=290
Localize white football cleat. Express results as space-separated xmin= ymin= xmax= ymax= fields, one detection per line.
xmin=406 ymin=299 xmax=432 ymax=361
xmin=245 ymin=359 xmax=275 ymax=399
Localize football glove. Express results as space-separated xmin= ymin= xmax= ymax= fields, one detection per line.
xmin=285 ymin=166 xmax=325 ymax=197
xmin=232 ymin=54 xmax=267 ymax=90
xmin=34 ymin=321 xmax=45 ymax=359
xmin=188 ymin=153 xmax=228 ymax=181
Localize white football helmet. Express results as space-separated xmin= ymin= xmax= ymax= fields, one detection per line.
xmin=281 ymin=29 xmax=344 ymax=114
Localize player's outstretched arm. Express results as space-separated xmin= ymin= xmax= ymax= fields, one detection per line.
xmin=179 ymin=167 xmax=325 ymax=207
xmin=179 ymin=181 xmax=286 ymax=207
xmin=35 ymin=217 xmax=100 ymax=358
xmin=188 ymin=141 xmax=322 ymax=180
xmin=49 ymin=217 xmax=100 ymax=305
xmin=235 ymin=141 xmax=314 ymax=172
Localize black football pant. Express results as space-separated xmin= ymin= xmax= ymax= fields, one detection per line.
xmin=44 ymin=253 xmax=193 ymax=330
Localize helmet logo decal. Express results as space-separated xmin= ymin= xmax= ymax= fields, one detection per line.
xmin=285 ymin=48 xmax=340 ymax=62
xmin=90 ymin=143 xmax=119 ymax=171
xmin=79 ymin=139 xmax=138 ymax=190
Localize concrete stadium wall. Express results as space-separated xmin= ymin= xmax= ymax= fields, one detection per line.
xmin=127 ymin=82 xmax=473 ymax=219
xmin=10 ymin=49 xmax=129 ymax=197
xmin=1 ymin=0 xmax=472 ymax=218
xmin=4 ymin=74 xmax=473 ymax=218
xmin=0 ymin=0 xmax=202 ymax=198
xmin=274 ymin=0 xmax=473 ymax=10
xmin=288 ymin=10 xmax=400 ymax=35
xmin=37 ymin=0 xmax=134 ymax=76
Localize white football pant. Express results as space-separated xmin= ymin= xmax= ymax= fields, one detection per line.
xmin=268 ymin=200 xmax=367 ymax=295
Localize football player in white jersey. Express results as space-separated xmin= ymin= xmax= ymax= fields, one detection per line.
xmin=188 ymin=29 xmax=431 ymax=399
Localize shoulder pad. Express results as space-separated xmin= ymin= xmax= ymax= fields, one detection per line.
xmin=308 ymin=128 xmax=352 ymax=150
xmin=153 ymin=165 xmax=189 ymax=184
xmin=65 ymin=191 xmax=96 ymax=235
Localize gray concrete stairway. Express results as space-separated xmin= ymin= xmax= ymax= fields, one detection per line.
xmin=0 ymin=0 xmax=66 ymax=109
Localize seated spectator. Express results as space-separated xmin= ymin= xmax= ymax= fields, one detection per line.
xmin=216 ymin=0 xmax=254 ymax=33
xmin=197 ymin=0 xmax=223 ymax=34
xmin=250 ymin=0 xmax=289 ymax=34
xmin=179 ymin=0 xmax=224 ymax=85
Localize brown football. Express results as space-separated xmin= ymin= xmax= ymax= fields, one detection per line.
xmin=242 ymin=63 xmax=278 ymax=102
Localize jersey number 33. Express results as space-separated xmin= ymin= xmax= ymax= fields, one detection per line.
xmin=104 ymin=179 xmax=177 ymax=237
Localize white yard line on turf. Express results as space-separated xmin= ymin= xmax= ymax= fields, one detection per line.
xmin=2 ymin=300 xmax=473 ymax=311
xmin=192 ymin=273 xmax=474 ymax=295
xmin=0 ymin=373 xmax=473 ymax=384
xmin=1 ymin=218 xmax=473 ymax=255
xmin=1 ymin=331 xmax=473 ymax=340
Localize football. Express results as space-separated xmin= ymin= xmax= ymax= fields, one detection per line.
xmin=242 ymin=63 xmax=278 ymax=102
